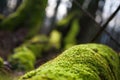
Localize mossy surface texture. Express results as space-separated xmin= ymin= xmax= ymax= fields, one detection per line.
xmin=20 ymin=44 xmax=120 ymax=80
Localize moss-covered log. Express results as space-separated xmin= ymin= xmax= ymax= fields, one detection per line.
xmin=19 ymin=44 xmax=120 ymax=80
xmin=8 ymin=35 xmax=49 ymax=71
xmin=0 ymin=0 xmax=47 ymax=36
xmin=8 ymin=31 xmax=61 ymax=71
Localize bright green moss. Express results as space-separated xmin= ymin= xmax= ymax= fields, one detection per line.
xmin=49 ymin=30 xmax=62 ymax=49
xmin=9 ymin=35 xmax=49 ymax=71
xmin=0 ymin=57 xmax=3 ymax=68
xmin=8 ymin=47 xmax=36 ymax=71
xmin=19 ymin=44 xmax=119 ymax=80
xmin=82 ymin=44 xmax=119 ymax=80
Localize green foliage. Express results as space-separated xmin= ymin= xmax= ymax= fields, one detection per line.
xmin=0 ymin=57 xmax=19 ymax=80
xmin=23 ymin=35 xmax=49 ymax=57
xmin=0 ymin=0 xmax=47 ymax=37
xmin=49 ymin=30 xmax=62 ymax=49
xmin=0 ymin=72 xmax=18 ymax=80
xmin=64 ymin=18 xmax=80 ymax=49
xmin=8 ymin=35 xmax=50 ymax=71
xmin=19 ymin=44 xmax=120 ymax=80
xmin=57 ymin=11 xmax=81 ymax=26
xmin=0 ymin=57 xmax=3 ymax=68
xmin=56 ymin=11 xmax=81 ymax=49
xmin=8 ymin=47 xmax=36 ymax=72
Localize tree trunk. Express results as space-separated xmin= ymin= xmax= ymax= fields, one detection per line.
xmin=0 ymin=0 xmax=47 ymax=37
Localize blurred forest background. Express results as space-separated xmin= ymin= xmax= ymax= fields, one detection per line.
xmin=0 ymin=0 xmax=120 ymax=79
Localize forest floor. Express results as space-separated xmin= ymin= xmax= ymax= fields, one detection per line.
xmin=0 ymin=28 xmax=61 ymax=80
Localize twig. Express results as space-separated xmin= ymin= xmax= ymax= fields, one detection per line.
xmin=73 ymin=0 xmax=120 ymax=46
xmin=73 ymin=0 xmax=96 ymax=25
xmin=91 ymin=4 xmax=120 ymax=42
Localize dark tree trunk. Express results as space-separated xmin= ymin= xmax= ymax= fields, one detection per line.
xmin=0 ymin=0 xmax=7 ymax=14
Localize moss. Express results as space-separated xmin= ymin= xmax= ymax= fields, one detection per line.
xmin=83 ymin=44 xmax=119 ymax=80
xmin=19 ymin=44 xmax=119 ymax=80
xmin=0 ymin=57 xmax=3 ymax=68
xmin=64 ymin=18 xmax=80 ymax=49
xmin=49 ymin=30 xmax=62 ymax=49
xmin=25 ymin=35 xmax=49 ymax=57
xmin=0 ymin=72 xmax=19 ymax=80
xmin=0 ymin=0 xmax=47 ymax=37
xmin=0 ymin=57 xmax=18 ymax=80
xmin=9 ymin=35 xmax=49 ymax=71
xmin=56 ymin=11 xmax=81 ymax=49
xmin=57 ymin=11 xmax=81 ymax=27
xmin=8 ymin=47 xmax=36 ymax=72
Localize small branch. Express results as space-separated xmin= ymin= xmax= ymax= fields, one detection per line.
xmin=73 ymin=0 xmax=120 ymax=46
xmin=91 ymin=4 xmax=120 ymax=42
xmin=73 ymin=0 xmax=96 ymax=24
